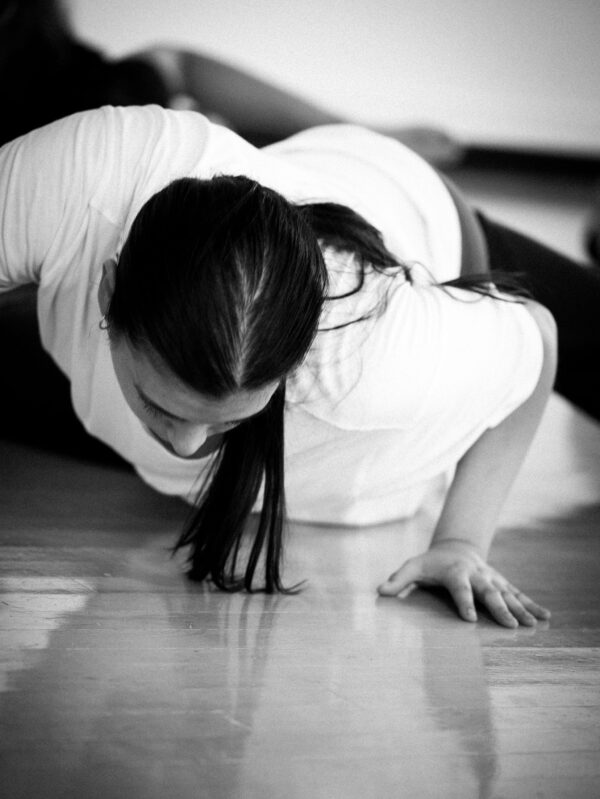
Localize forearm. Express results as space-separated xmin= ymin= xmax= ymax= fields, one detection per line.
xmin=431 ymin=300 xmax=557 ymax=557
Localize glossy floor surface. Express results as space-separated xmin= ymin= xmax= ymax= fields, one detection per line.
xmin=1 ymin=390 xmax=599 ymax=799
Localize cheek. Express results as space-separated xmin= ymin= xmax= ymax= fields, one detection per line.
xmin=136 ymin=399 xmax=178 ymax=435
xmin=109 ymin=345 xmax=135 ymax=406
xmin=108 ymin=344 xmax=158 ymax=427
xmin=112 ymin=367 xmax=159 ymax=430
xmin=213 ymin=422 xmax=239 ymax=434
xmin=140 ymin=408 xmax=167 ymax=432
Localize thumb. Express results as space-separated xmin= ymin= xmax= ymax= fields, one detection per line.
xmin=377 ymin=559 xmax=421 ymax=598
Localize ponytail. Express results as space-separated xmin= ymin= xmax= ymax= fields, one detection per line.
xmin=174 ymin=383 xmax=297 ymax=593
xmin=301 ymin=201 xmax=527 ymax=303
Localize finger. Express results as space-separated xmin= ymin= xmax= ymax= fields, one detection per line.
xmin=513 ymin=590 xmax=551 ymax=621
xmin=377 ymin=560 xmax=420 ymax=597
xmin=445 ymin=571 xmax=478 ymax=622
xmin=502 ymin=591 xmax=538 ymax=627
xmin=479 ymin=586 xmax=519 ymax=628
xmin=504 ymin=582 xmax=551 ymax=620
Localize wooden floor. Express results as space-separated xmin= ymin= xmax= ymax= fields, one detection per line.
xmin=0 ymin=390 xmax=599 ymax=799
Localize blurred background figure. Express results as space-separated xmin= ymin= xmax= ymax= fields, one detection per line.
xmin=0 ymin=0 xmax=462 ymax=164
xmin=0 ymin=0 xmax=171 ymax=145
xmin=2 ymin=0 xmax=597 ymax=260
xmin=585 ymin=183 xmax=600 ymax=265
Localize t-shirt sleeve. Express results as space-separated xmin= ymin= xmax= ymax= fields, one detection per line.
xmin=0 ymin=109 xmax=109 ymax=290
xmin=0 ymin=105 xmax=214 ymax=292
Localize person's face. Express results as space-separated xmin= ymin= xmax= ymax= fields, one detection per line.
xmin=109 ymin=334 xmax=279 ymax=459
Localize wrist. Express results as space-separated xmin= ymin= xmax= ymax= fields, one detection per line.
xmin=430 ymin=537 xmax=487 ymax=558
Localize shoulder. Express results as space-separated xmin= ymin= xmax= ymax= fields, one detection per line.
xmin=0 ymin=105 xmax=214 ymax=173
xmin=265 ymin=122 xmax=404 ymax=156
xmin=0 ymin=106 xmax=208 ymax=204
xmin=264 ymin=123 xmax=446 ymax=192
xmin=288 ymin=271 xmax=544 ymax=432
xmin=264 ymin=124 xmax=461 ymax=281
xmin=15 ymin=106 xmax=222 ymax=225
xmin=0 ymin=106 xmax=219 ymax=287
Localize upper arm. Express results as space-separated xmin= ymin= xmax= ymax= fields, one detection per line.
xmin=522 ymin=299 xmax=557 ymax=388
xmin=0 ymin=105 xmax=213 ymax=294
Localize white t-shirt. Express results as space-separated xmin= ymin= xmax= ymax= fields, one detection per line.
xmin=0 ymin=105 xmax=543 ymax=524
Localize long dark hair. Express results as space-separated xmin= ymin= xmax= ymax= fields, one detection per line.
xmin=107 ymin=175 xmax=326 ymax=591
xmin=107 ymin=175 xmax=522 ymax=592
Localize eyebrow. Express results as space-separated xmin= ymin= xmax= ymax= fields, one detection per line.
xmin=134 ymin=385 xmax=262 ymax=425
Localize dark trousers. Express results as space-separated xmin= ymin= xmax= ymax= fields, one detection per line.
xmin=478 ymin=213 xmax=600 ymax=423
xmin=0 ymin=286 xmax=125 ymax=464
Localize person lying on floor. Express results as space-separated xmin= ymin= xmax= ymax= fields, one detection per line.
xmin=4 ymin=105 xmax=599 ymax=626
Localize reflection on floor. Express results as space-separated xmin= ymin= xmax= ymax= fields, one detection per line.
xmin=1 ymin=392 xmax=599 ymax=799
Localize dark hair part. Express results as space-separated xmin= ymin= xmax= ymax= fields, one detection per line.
xmin=107 ymin=175 xmax=524 ymax=593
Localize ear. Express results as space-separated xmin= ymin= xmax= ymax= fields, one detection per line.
xmin=98 ymin=258 xmax=118 ymax=317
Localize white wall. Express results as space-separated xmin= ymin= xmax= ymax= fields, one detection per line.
xmin=69 ymin=0 xmax=600 ymax=155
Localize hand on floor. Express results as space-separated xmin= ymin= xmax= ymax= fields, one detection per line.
xmin=377 ymin=538 xmax=551 ymax=628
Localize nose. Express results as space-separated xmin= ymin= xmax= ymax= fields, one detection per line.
xmin=166 ymin=422 xmax=209 ymax=457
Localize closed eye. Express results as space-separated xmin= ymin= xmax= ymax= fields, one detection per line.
xmin=135 ymin=385 xmax=267 ymax=427
xmin=141 ymin=398 xmax=166 ymax=419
